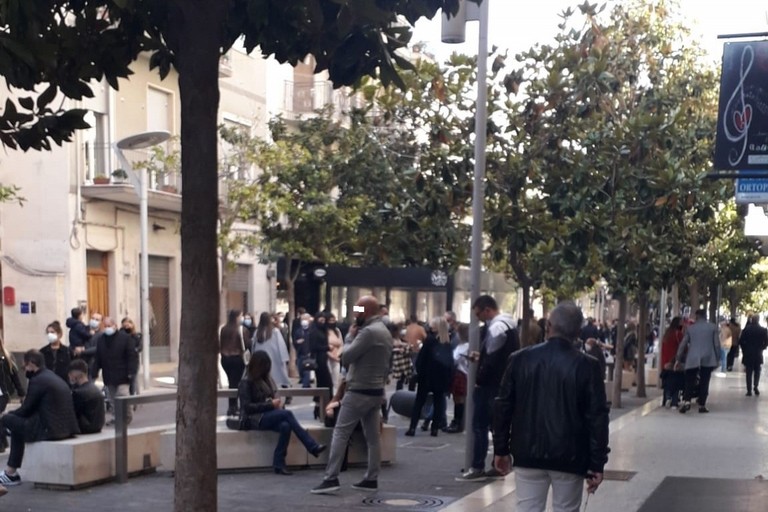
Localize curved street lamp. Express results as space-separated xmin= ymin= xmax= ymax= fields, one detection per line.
xmin=115 ymin=130 xmax=171 ymax=390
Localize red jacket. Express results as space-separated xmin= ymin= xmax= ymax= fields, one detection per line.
xmin=660 ymin=328 xmax=684 ymax=368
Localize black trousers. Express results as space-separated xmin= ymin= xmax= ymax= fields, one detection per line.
xmin=727 ymin=345 xmax=740 ymax=369
xmin=1 ymin=414 xmax=27 ymax=469
xmin=684 ymin=366 xmax=714 ymax=406
xmin=221 ymin=355 xmax=245 ymax=411
xmin=746 ymin=364 xmax=762 ymax=392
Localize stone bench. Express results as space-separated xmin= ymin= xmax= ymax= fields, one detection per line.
xmin=24 ymin=425 xmax=167 ymax=489
xmin=159 ymin=421 xmax=397 ymax=471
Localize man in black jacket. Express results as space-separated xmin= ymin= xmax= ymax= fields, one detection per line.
xmin=68 ymin=359 xmax=106 ymax=434
xmin=0 ymin=350 xmax=80 ymax=488
xmin=493 ymin=301 xmax=610 ymax=512
xmin=91 ymin=317 xmax=139 ymax=426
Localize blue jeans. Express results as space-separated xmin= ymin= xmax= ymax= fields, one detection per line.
xmin=257 ymin=409 xmax=319 ymax=469
xmin=472 ymin=385 xmax=497 ymax=471
xmin=720 ymin=348 xmax=727 ymax=372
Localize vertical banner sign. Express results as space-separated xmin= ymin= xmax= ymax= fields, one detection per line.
xmin=715 ymin=41 xmax=768 ymax=171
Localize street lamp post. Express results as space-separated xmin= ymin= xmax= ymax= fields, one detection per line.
xmin=115 ymin=131 xmax=171 ymax=390
xmin=442 ymin=0 xmax=489 ymax=472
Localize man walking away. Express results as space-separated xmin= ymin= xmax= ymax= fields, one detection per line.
xmin=311 ymin=295 xmax=393 ymax=494
xmin=91 ymin=317 xmax=139 ymax=425
xmin=457 ymin=294 xmax=519 ymax=481
xmin=493 ymin=302 xmax=610 ymax=512
xmin=739 ymin=315 xmax=768 ymax=397
xmin=677 ymin=309 xmax=720 ymax=414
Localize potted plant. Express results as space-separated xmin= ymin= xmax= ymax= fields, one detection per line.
xmin=111 ymin=168 xmax=129 ymax=183
xmin=92 ymin=173 xmax=111 ymax=185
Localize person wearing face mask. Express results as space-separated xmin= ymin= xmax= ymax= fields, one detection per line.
xmin=120 ymin=317 xmax=142 ymax=396
xmin=91 ymin=317 xmax=139 ymax=426
xmin=293 ymin=314 xmax=313 ymax=388
xmin=39 ymin=321 xmax=73 ymax=383
xmin=311 ymin=296 xmax=393 ymax=495
xmin=68 ymin=359 xmax=105 ymax=434
xmin=73 ymin=312 xmax=103 ymax=366
xmin=0 ymin=349 xmax=79 ymax=489
xmin=241 ymin=312 xmax=256 ymax=347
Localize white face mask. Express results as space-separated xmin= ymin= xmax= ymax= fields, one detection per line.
xmin=89 ymin=319 xmax=100 ymax=329
xmin=301 ymin=321 xmax=309 ymax=329
xmin=47 ymin=332 xmax=58 ymax=343
xmin=104 ymin=327 xmax=116 ymax=336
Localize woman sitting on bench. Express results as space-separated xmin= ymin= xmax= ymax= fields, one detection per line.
xmin=238 ymin=351 xmax=327 ymax=475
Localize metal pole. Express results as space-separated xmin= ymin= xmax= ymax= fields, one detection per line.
xmin=115 ymin=396 xmax=128 ymax=483
xmin=140 ymin=168 xmax=151 ymax=389
xmin=463 ymin=0 xmax=489 ymax=472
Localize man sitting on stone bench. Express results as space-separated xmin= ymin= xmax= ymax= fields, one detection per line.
xmin=69 ymin=359 xmax=105 ymax=434
xmin=0 ymin=349 xmax=79 ymax=488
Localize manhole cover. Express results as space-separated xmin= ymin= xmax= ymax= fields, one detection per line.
xmin=363 ymin=495 xmax=447 ymax=508
xmin=398 ymin=441 xmax=450 ymax=451
xmin=604 ymin=470 xmax=637 ymax=481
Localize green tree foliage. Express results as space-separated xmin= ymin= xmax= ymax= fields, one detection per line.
xmin=0 ymin=2 xmax=464 ymax=509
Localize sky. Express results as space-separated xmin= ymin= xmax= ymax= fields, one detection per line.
xmin=411 ymin=0 xmax=768 ymax=64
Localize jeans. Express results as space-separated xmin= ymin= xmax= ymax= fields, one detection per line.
xmin=258 ymin=409 xmax=319 ymax=469
xmin=720 ymin=348 xmax=728 ymax=372
xmin=746 ymin=364 xmax=762 ymax=392
xmin=471 ymin=385 xmax=497 ymax=471
xmin=107 ymin=384 xmax=132 ymax=425
xmin=1 ymin=414 xmax=27 ymax=469
xmin=515 ymin=467 xmax=584 ymax=512
xmin=683 ymin=366 xmax=714 ymax=407
xmin=221 ymin=355 xmax=245 ymax=412
xmin=324 ymin=391 xmax=383 ymax=482
xmin=409 ymin=387 xmax=446 ymax=432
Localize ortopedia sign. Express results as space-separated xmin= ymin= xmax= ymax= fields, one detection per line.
xmin=735 ymin=178 xmax=768 ymax=204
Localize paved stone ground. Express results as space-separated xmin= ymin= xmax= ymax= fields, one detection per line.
xmin=0 ymin=384 xmax=659 ymax=511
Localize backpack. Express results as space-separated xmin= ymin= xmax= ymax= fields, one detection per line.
xmin=477 ymin=321 xmax=519 ymax=387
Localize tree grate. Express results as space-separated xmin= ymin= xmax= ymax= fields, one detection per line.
xmin=362 ymin=494 xmax=447 ymax=509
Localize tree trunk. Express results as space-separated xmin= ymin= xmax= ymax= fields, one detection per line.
xmin=728 ymin=288 xmax=739 ymax=319
xmin=635 ymin=292 xmax=648 ymax=398
xmin=612 ymin=294 xmax=628 ymax=408
xmin=671 ymin=282 xmax=680 ymax=318
xmin=708 ymin=282 xmax=719 ymax=323
xmin=171 ymin=1 xmax=224 ymax=510
xmin=521 ymin=284 xmax=531 ymax=346
xmin=689 ymin=280 xmax=699 ymax=313
xmin=285 ymin=259 xmax=299 ymax=377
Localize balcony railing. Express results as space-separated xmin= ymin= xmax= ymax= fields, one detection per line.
xmin=284 ymin=80 xmax=362 ymax=116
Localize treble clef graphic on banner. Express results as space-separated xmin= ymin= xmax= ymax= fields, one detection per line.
xmin=723 ymin=45 xmax=755 ymax=166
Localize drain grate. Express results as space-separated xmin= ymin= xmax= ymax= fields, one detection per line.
xmin=362 ymin=494 xmax=447 ymax=509
xmin=603 ymin=470 xmax=637 ymax=481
